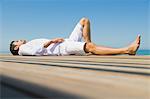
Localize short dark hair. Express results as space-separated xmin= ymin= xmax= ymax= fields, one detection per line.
xmin=10 ymin=41 xmax=19 ymax=55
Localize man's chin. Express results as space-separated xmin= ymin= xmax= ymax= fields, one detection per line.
xmin=23 ymin=40 xmax=27 ymax=44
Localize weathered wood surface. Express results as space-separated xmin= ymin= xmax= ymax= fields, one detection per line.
xmin=0 ymin=55 xmax=150 ymax=99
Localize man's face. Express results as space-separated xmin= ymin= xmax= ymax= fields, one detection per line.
xmin=13 ymin=40 xmax=26 ymax=50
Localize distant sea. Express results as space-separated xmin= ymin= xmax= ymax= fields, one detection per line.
xmin=136 ymin=50 xmax=150 ymax=55
xmin=0 ymin=50 xmax=150 ymax=55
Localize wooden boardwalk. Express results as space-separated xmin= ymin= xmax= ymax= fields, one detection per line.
xmin=0 ymin=55 xmax=150 ymax=99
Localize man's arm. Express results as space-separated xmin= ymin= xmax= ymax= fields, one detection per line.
xmin=44 ymin=38 xmax=64 ymax=48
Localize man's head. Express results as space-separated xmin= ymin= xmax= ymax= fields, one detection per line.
xmin=10 ymin=40 xmax=26 ymax=55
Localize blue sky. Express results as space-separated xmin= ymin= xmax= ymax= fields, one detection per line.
xmin=0 ymin=0 xmax=149 ymax=52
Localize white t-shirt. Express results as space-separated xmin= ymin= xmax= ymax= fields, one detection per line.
xmin=18 ymin=39 xmax=60 ymax=56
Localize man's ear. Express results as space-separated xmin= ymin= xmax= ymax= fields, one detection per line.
xmin=14 ymin=46 xmax=19 ymax=50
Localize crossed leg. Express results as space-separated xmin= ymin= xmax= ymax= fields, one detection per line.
xmin=79 ymin=18 xmax=141 ymax=55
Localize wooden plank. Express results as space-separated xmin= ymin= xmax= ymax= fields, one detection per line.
xmin=1 ymin=57 xmax=150 ymax=66
xmin=0 ymin=55 xmax=150 ymax=98
xmin=1 ymin=55 xmax=150 ymax=65
xmin=1 ymin=61 xmax=149 ymax=99
xmin=1 ymin=59 xmax=149 ymax=76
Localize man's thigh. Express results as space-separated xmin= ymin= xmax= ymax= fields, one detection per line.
xmin=68 ymin=23 xmax=83 ymax=42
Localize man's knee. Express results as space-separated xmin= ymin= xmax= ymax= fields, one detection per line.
xmin=80 ymin=17 xmax=90 ymax=26
xmin=84 ymin=42 xmax=95 ymax=53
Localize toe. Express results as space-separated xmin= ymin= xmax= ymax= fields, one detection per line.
xmin=136 ymin=35 xmax=141 ymax=44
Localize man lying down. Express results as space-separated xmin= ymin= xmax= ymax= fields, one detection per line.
xmin=10 ymin=18 xmax=140 ymax=56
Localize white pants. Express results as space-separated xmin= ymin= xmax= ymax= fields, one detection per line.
xmin=59 ymin=23 xmax=86 ymax=55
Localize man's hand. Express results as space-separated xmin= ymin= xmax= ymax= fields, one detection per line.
xmin=51 ymin=38 xmax=64 ymax=43
xmin=44 ymin=38 xmax=64 ymax=48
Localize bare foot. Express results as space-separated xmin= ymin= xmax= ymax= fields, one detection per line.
xmin=127 ymin=35 xmax=141 ymax=55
